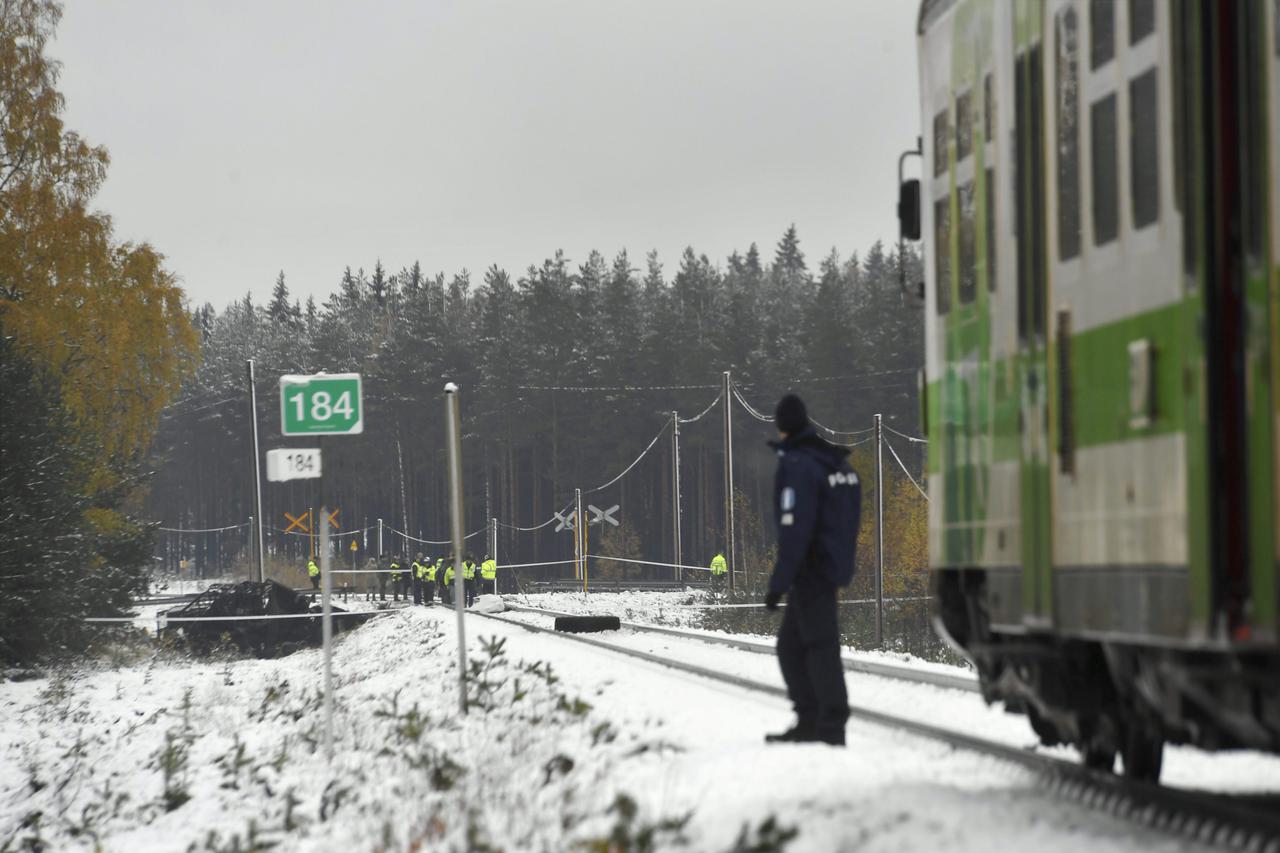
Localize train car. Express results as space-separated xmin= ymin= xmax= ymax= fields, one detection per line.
xmin=903 ymin=0 xmax=1280 ymax=781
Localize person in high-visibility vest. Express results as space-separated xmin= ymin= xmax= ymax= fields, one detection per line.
xmin=709 ymin=552 xmax=728 ymax=593
xmin=441 ymin=561 xmax=455 ymax=606
xmin=307 ymin=558 xmax=320 ymax=590
xmin=411 ymin=552 xmax=426 ymax=605
xmin=462 ymin=555 xmax=477 ymax=606
xmin=389 ymin=556 xmax=404 ymax=601
xmin=481 ymin=554 xmax=497 ymax=595
xmin=422 ymin=557 xmax=437 ymax=605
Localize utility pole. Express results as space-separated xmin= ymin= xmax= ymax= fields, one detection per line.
xmin=377 ymin=518 xmax=383 ymax=559
xmin=671 ymin=411 xmax=683 ymax=584
xmin=246 ymin=360 xmax=266 ymax=583
xmin=490 ymin=516 xmax=498 ymax=595
xmin=874 ymin=413 xmax=885 ymax=648
xmin=722 ymin=371 xmax=736 ymax=594
xmin=444 ymin=383 xmax=468 ymax=716
xmin=575 ymin=488 xmax=587 ymax=592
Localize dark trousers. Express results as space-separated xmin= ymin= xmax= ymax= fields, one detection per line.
xmin=441 ymin=582 xmax=452 ymax=605
xmin=377 ymin=575 xmax=388 ymax=601
xmin=394 ymin=577 xmax=406 ymax=600
xmin=776 ymin=576 xmax=848 ymax=735
xmin=423 ymin=580 xmax=435 ymax=603
xmin=310 ymin=576 xmax=319 ymax=590
xmin=412 ymin=576 xmax=422 ymax=605
xmin=464 ymin=578 xmax=475 ymax=606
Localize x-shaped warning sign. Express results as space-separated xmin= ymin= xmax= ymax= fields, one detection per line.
xmin=325 ymin=508 xmax=341 ymax=530
xmin=554 ymin=510 xmax=575 ymax=533
xmin=587 ymin=504 xmax=620 ymax=526
xmin=283 ymin=511 xmax=311 ymax=534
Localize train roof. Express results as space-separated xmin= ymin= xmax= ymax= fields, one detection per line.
xmin=918 ymin=0 xmax=958 ymax=35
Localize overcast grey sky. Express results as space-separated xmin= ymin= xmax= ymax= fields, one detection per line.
xmin=53 ymin=1 xmax=919 ymax=308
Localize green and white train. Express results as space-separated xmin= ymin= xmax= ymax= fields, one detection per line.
xmin=905 ymin=0 xmax=1280 ymax=780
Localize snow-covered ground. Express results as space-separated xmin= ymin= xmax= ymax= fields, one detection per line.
xmin=0 ymin=604 xmax=1259 ymax=851
xmin=506 ymin=592 xmax=1280 ymax=795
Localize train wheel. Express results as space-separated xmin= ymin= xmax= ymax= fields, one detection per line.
xmin=1082 ymin=743 xmax=1116 ymax=772
xmin=1121 ymin=724 xmax=1164 ymax=783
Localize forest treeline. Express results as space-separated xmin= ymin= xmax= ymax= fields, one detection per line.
xmin=151 ymin=233 xmax=928 ymax=594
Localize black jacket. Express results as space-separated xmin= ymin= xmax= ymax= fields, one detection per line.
xmin=767 ymin=426 xmax=862 ymax=596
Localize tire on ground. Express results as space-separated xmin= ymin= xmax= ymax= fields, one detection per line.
xmin=554 ymin=615 xmax=621 ymax=633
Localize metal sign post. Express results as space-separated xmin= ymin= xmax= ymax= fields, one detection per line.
xmin=247 ymin=360 xmax=267 ymax=583
xmin=320 ymin=466 xmax=334 ymax=760
xmin=444 ymin=382 xmax=468 ymax=715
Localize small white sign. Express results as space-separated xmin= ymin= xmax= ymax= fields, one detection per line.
xmin=266 ymin=447 xmax=322 ymax=482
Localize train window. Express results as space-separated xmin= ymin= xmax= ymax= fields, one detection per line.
xmin=983 ymin=73 xmax=995 ymax=143
xmin=958 ymin=181 xmax=977 ymax=304
xmin=956 ymin=90 xmax=973 ymax=161
xmin=1130 ymin=68 xmax=1159 ymax=229
xmin=1091 ymin=93 xmax=1119 ymax=245
xmin=935 ymin=196 xmax=952 ymax=314
xmin=1129 ymin=0 xmax=1154 ymax=44
xmin=1056 ymin=7 xmax=1082 ymax=261
xmin=1090 ymin=0 xmax=1115 ymax=69
xmin=985 ymin=167 xmax=997 ymax=290
xmin=934 ymin=109 xmax=949 ymax=177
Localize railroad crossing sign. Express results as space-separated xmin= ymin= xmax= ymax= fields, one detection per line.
xmin=554 ymin=510 xmax=575 ymax=532
xmin=265 ymin=448 xmax=322 ymax=481
xmin=280 ymin=373 xmax=363 ymax=435
xmin=587 ymin=504 xmax=620 ymax=526
xmin=283 ymin=510 xmax=311 ymax=534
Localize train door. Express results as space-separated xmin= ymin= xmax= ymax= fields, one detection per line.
xmin=1177 ymin=1 xmax=1277 ymax=641
xmin=1014 ymin=5 xmax=1053 ymax=629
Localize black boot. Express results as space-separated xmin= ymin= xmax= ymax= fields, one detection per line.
xmin=814 ymin=728 xmax=846 ymax=747
xmin=765 ymin=718 xmax=816 ymax=744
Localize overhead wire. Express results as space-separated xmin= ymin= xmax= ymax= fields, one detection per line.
xmin=883 ymin=434 xmax=930 ymax=502
xmin=157 ymin=522 xmax=248 ymax=534
xmin=582 ymin=418 xmax=671 ymax=495
xmin=677 ymin=390 xmax=723 ymax=424
xmin=884 ymin=423 xmax=929 ymax=444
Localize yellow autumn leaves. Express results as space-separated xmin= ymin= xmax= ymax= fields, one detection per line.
xmin=0 ymin=0 xmax=195 ymax=476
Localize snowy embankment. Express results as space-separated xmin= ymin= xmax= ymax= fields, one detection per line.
xmin=0 ymin=607 xmax=1234 ymax=851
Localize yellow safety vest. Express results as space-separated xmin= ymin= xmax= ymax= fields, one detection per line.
xmin=425 ymin=562 xmax=437 ymax=582
xmin=443 ymin=566 xmax=455 ymax=585
xmin=413 ymin=561 xmax=428 ymax=580
xmin=307 ymin=560 xmax=320 ymax=577
xmin=481 ymin=559 xmax=496 ymax=580
xmin=389 ymin=561 xmax=401 ymax=580
xmin=710 ymin=554 xmax=727 ymax=576
xmin=462 ymin=561 xmax=476 ymax=580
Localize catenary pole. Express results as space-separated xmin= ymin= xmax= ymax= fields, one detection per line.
xmin=246 ymin=360 xmax=266 ymax=582
xmin=575 ymin=488 xmax=585 ymax=591
xmin=874 ymin=413 xmax=885 ymax=648
xmin=671 ymin=411 xmax=683 ymax=584
xmin=444 ymin=382 xmax=468 ymax=715
xmin=722 ymin=371 xmax=736 ymax=593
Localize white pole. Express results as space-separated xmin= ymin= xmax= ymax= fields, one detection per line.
xmin=247 ymin=359 xmax=266 ymax=583
xmin=377 ymin=517 xmax=383 ymax=558
xmin=320 ymin=497 xmax=334 ymax=760
xmin=491 ymin=517 xmax=498 ymax=595
xmin=575 ymin=488 xmax=585 ymax=590
xmin=444 ymin=382 xmax=468 ymax=715
xmin=874 ymin=413 xmax=885 ymax=648
xmin=723 ymin=370 xmax=736 ymax=594
xmin=671 ymin=411 xmax=683 ymax=584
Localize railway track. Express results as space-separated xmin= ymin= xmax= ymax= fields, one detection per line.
xmin=503 ymin=603 xmax=979 ymax=693
xmin=474 ymin=608 xmax=1280 ymax=851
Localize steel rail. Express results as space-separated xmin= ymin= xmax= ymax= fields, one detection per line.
xmin=502 ymin=603 xmax=980 ymax=693
xmin=473 ymin=610 xmax=1280 ymax=851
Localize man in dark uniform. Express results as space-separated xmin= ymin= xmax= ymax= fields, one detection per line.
xmin=763 ymin=394 xmax=861 ymax=747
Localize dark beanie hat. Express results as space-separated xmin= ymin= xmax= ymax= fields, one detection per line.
xmin=774 ymin=393 xmax=809 ymax=435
